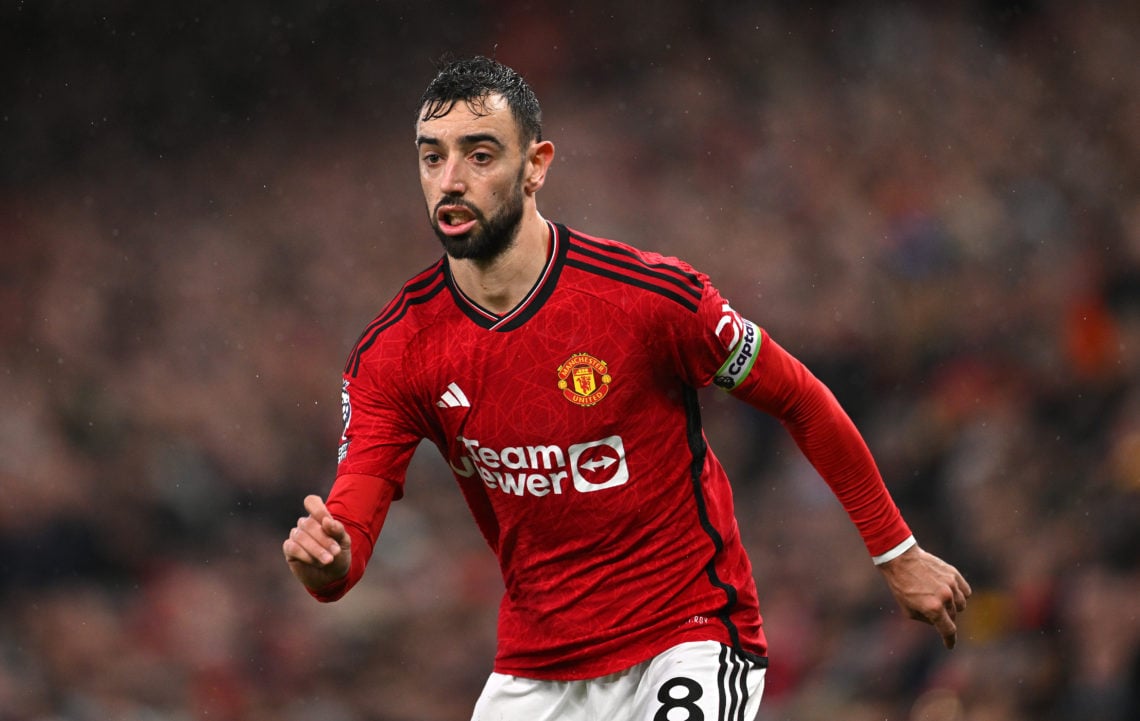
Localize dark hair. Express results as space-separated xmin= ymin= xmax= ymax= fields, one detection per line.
xmin=418 ymin=55 xmax=543 ymax=144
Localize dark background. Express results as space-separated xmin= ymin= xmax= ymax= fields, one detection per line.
xmin=2 ymin=1 xmax=1138 ymax=719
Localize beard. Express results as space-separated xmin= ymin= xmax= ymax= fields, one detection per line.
xmin=430 ymin=178 xmax=526 ymax=264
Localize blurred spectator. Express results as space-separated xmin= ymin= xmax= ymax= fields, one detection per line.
xmin=1 ymin=1 xmax=1136 ymax=719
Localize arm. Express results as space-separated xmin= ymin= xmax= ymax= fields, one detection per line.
xmin=731 ymin=330 xmax=970 ymax=646
xmin=286 ymin=307 xmax=426 ymax=599
xmin=283 ymin=472 xmax=398 ymax=601
xmin=733 ymin=331 xmax=911 ymax=554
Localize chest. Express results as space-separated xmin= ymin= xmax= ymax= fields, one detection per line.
xmin=406 ymin=293 xmax=689 ymax=493
xmin=430 ymin=302 xmax=676 ymax=427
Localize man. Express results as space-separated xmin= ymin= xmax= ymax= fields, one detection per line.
xmin=283 ymin=56 xmax=970 ymax=720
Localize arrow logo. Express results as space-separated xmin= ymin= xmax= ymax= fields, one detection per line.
xmin=569 ymin=436 xmax=629 ymax=493
xmin=579 ymin=456 xmax=616 ymax=472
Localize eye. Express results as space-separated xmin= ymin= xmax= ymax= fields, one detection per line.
xmin=471 ymin=151 xmax=493 ymax=164
xmin=422 ymin=152 xmax=442 ymax=165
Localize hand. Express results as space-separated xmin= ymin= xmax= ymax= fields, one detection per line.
xmin=282 ymin=494 xmax=351 ymax=592
xmin=877 ymin=545 xmax=971 ymax=649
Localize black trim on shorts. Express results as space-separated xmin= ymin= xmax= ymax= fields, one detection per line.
xmin=717 ymin=644 xmax=757 ymax=721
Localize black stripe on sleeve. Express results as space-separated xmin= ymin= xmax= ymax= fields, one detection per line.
xmin=570 ymin=232 xmax=705 ymax=294
xmin=344 ymin=264 xmax=446 ymax=377
xmin=565 ymin=257 xmax=701 ymax=312
xmin=564 ymin=231 xmax=705 ymax=312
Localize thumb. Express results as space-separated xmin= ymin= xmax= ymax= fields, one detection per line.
xmin=306 ymin=495 xmax=350 ymax=550
xmin=322 ymin=513 xmax=350 ymax=549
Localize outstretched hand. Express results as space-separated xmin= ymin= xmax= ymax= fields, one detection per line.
xmin=877 ymin=545 xmax=971 ymax=649
xmin=282 ymin=494 xmax=352 ymax=592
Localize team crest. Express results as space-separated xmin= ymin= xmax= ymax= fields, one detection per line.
xmin=557 ymin=353 xmax=612 ymax=406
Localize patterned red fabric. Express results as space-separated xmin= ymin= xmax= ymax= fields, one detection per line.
xmin=319 ymin=222 xmax=909 ymax=680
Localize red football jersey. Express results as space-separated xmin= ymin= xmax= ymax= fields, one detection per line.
xmin=324 ymin=222 xmax=910 ymax=680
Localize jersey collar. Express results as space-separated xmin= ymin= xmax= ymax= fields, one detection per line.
xmin=444 ymin=221 xmax=568 ymax=331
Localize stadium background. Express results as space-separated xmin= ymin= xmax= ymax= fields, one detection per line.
xmin=2 ymin=1 xmax=1137 ymax=719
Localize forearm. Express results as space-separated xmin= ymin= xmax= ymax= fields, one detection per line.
xmin=733 ymin=334 xmax=911 ymax=555
xmin=781 ymin=380 xmax=910 ymax=554
xmin=307 ymin=473 xmax=397 ymax=602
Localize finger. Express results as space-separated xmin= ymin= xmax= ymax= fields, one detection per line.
xmin=296 ymin=514 xmax=343 ymax=561
xmin=282 ymin=535 xmax=318 ymax=565
xmin=289 ymin=525 xmax=337 ymax=565
xmin=951 ymin=569 xmax=971 ymax=611
xmin=321 ymin=514 xmax=350 ymax=548
xmin=952 ymin=586 xmax=968 ymax=613
xmin=296 ymin=514 xmax=327 ymax=538
xmin=303 ymin=494 xmax=330 ymax=521
xmin=957 ymin=572 xmax=973 ymax=599
xmin=932 ymin=609 xmax=958 ymax=649
xmin=298 ymin=508 xmax=346 ymax=552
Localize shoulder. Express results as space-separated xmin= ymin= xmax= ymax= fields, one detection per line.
xmin=344 ymin=258 xmax=449 ymax=378
xmin=560 ymin=226 xmax=708 ymax=313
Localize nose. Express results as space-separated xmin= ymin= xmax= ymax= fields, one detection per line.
xmin=440 ymin=157 xmax=467 ymax=195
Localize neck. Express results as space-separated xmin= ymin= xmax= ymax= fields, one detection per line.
xmin=449 ymin=211 xmax=550 ymax=315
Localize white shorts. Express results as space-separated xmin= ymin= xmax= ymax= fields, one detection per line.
xmin=471 ymin=641 xmax=766 ymax=721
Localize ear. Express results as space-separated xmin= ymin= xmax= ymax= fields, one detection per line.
xmin=523 ymin=140 xmax=555 ymax=195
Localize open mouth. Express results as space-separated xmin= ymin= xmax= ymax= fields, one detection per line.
xmin=437 ymin=205 xmax=478 ymax=236
xmin=440 ymin=208 xmax=474 ymax=226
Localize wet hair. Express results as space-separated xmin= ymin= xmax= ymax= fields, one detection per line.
xmin=417 ymin=55 xmax=543 ymax=144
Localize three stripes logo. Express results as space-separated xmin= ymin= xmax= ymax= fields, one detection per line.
xmin=437 ymin=382 xmax=470 ymax=408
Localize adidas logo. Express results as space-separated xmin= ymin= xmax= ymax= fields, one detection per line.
xmin=437 ymin=382 xmax=470 ymax=408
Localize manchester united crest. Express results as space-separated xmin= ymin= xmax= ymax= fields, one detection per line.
xmin=557 ymin=353 xmax=612 ymax=406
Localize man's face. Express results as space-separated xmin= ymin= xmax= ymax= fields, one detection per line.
xmin=416 ymin=94 xmax=529 ymax=263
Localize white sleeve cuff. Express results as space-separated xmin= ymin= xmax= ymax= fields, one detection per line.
xmin=872 ymin=535 xmax=917 ymax=566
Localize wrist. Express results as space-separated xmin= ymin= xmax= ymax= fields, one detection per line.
xmin=306 ymin=569 xmax=350 ymax=602
xmin=872 ymin=535 xmax=917 ymax=566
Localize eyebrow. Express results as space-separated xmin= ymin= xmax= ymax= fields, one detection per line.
xmin=416 ymin=133 xmax=507 ymax=149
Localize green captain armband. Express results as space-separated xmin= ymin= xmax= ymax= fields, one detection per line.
xmin=713 ymin=319 xmax=760 ymax=391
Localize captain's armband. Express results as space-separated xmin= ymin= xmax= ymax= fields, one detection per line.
xmin=712 ymin=319 xmax=761 ymax=391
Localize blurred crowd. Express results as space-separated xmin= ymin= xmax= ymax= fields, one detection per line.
xmin=2 ymin=1 xmax=1138 ymax=720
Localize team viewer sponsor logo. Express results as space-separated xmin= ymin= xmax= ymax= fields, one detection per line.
xmin=449 ymin=435 xmax=629 ymax=497
xmin=568 ymin=436 xmax=629 ymax=492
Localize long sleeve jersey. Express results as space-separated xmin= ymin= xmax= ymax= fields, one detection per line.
xmin=317 ymin=222 xmax=912 ymax=680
